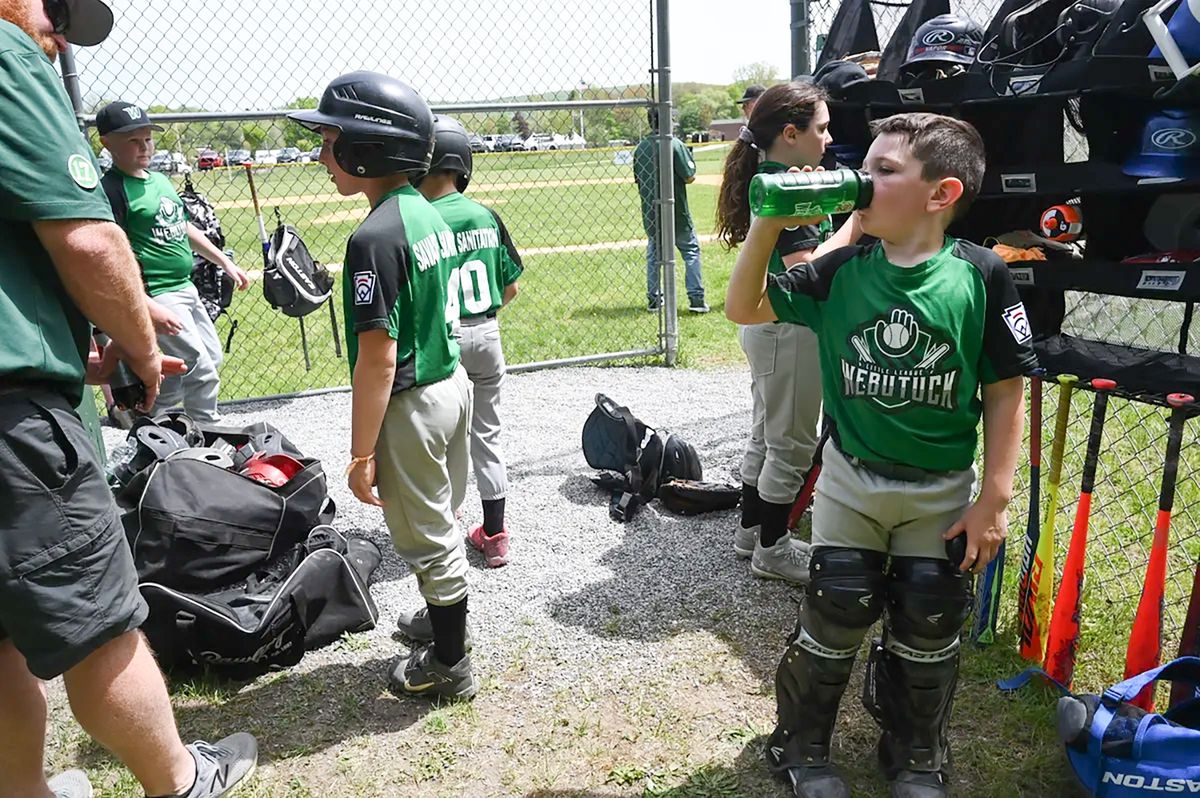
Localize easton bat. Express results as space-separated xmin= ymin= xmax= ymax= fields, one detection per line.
xmin=1018 ymin=373 xmax=1077 ymax=662
xmin=1171 ymin=553 xmax=1200 ymax=708
xmin=788 ymin=425 xmax=830 ymax=530
xmin=1043 ymin=378 xmax=1116 ymax=687
xmin=973 ymin=372 xmax=1042 ymax=645
xmin=1125 ymin=392 xmax=1193 ymax=711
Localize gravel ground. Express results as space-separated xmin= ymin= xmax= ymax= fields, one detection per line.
xmin=96 ymin=363 xmax=801 ymax=703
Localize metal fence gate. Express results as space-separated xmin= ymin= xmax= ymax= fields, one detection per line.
xmin=66 ymin=0 xmax=680 ymax=403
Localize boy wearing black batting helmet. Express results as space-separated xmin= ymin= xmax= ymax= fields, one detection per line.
xmin=415 ymin=116 xmax=523 ymax=568
xmin=289 ymin=72 xmax=477 ymax=700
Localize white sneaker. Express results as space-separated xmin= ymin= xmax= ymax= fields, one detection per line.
xmin=733 ymin=523 xmax=759 ymax=559
xmin=49 ymin=770 xmax=92 ymax=798
xmin=751 ymin=536 xmax=812 ymax=585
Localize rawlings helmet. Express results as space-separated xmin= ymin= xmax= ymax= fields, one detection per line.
xmin=287 ymin=71 xmax=435 ymax=178
xmin=900 ymin=14 xmax=985 ymax=83
xmin=414 ymin=116 xmax=473 ymax=192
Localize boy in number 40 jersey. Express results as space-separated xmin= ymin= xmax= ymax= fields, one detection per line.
xmin=416 ymin=116 xmax=523 ymax=569
xmin=728 ymin=112 xmax=1036 ymax=798
xmin=289 ymin=73 xmax=478 ymax=702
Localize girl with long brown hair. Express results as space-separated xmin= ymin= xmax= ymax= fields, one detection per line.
xmin=717 ymin=81 xmax=858 ymax=584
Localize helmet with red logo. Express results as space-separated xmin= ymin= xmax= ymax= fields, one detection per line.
xmin=239 ymin=452 xmax=304 ymax=487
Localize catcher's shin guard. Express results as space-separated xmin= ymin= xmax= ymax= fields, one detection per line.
xmin=769 ymin=547 xmax=887 ymax=769
xmin=863 ymin=556 xmax=973 ymax=777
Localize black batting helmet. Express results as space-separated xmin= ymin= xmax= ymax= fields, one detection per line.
xmin=416 ymin=115 xmax=473 ymax=192
xmin=900 ymin=14 xmax=984 ymax=78
xmin=287 ymin=71 xmax=434 ymax=178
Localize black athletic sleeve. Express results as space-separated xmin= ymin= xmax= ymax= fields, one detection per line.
xmin=775 ymin=222 xmax=824 ymax=257
xmin=959 ymin=241 xmax=1040 ymax=382
xmin=344 ymin=212 xmax=409 ymax=335
xmin=767 ymin=244 xmax=862 ymax=326
xmin=100 ymin=170 xmax=128 ymax=228
xmin=487 ymin=206 xmax=524 ymax=270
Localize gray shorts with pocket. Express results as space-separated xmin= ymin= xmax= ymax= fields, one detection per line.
xmin=812 ymin=442 xmax=976 ymax=560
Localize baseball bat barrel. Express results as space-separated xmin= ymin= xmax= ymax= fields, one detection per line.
xmin=1125 ymin=392 xmax=1193 ymax=711
xmin=1044 ymin=378 xmax=1116 ymax=686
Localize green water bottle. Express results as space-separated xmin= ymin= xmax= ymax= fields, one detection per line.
xmin=749 ymin=168 xmax=873 ymax=218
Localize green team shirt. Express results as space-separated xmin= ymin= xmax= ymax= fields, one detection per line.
xmin=429 ymin=192 xmax=524 ymax=318
xmin=768 ymin=238 xmax=1038 ymax=471
xmin=344 ymin=185 xmax=460 ymax=391
xmin=101 ymin=169 xmax=193 ymax=296
xmin=633 ymin=134 xmax=695 ymax=234
xmin=0 ymin=21 xmax=112 ymax=404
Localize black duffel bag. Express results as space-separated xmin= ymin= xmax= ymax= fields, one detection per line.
xmin=117 ymin=421 xmax=334 ymax=593
xmin=140 ymin=526 xmax=381 ymax=677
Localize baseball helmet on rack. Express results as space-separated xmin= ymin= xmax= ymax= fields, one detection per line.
xmin=899 ymin=14 xmax=986 ymax=83
xmin=987 ymin=0 xmax=1122 ymax=70
xmin=287 ymin=71 xmax=435 ymax=178
xmin=1123 ymin=108 xmax=1200 ymax=179
xmin=413 ymin=116 xmax=473 ymax=192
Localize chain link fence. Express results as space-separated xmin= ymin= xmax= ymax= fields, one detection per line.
xmin=70 ymin=0 xmax=675 ymax=402
xmin=806 ymin=0 xmax=1200 ymax=693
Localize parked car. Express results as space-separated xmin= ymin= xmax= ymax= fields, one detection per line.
xmin=197 ymin=150 xmax=224 ymax=170
xmin=149 ymin=151 xmax=190 ymax=174
xmin=277 ymin=147 xmax=303 ymax=164
xmin=481 ymin=134 xmax=501 ymax=152
xmin=467 ymin=133 xmax=487 ymax=153
xmin=522 ymin=133 xmax=553 ymax=151
xmin=304 ymin=145 xmax=321 ymax=162
xmin=227 ymin=149 xmax=252 ymax=165
xmin=254 ymin=150 xmax=278 ymax=165
xmin=494 ymin=134 xmax=521 ymax=152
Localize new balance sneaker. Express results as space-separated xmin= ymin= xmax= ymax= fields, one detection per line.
xmin=751 ymin=536 xmax=812 ymax=585
xmin=733 ymin=523 xmax=759 ymax=559
xmin=467 ymin=524 xmax=509 ymax=568
xmin=48 ymin=770 xmax=92 ymax=798
xmin=687 ymin=299 xmax=711 ymax=314
xmin=388 ymin=644 xmax=478 ymax=701
xmin=787 ymin=765 xmax=851 ymax=798
xmin=394 ymin=605 xmax=474 ymax=651
xmin=171 ymin=733 xmax=258 ymax=797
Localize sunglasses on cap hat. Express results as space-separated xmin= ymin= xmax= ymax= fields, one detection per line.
xmin=43 ymin=0 xmax=69 ymax=35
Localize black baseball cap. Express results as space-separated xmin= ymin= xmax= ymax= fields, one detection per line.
xmin=58 ymin=0 xmax=115 ymax=47
xmin=96 ymin=101 xmax=163 ymax=135
xmin=736 ymin=84 xmax=767 ymax=105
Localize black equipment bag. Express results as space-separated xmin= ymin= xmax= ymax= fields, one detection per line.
xmin=140 ymin=526 xmax=381 ymax=677
xmin=117 ymin=420 xmax=335 ymax=593
xmin=581 ymin=393 xmax=703 ymax=521
xmin=263 ymin=214 xmax=333 ymax=318
xmin=179 ymin=176 xmax=236 ymax=323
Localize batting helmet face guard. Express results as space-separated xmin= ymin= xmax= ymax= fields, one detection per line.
xmin=901 ymin=13 xmax=985 ymax=77
xmin=287 ymin=71 xmax=435 ymax=178
xmin=414 ymin=115 xmax=473 ymax=192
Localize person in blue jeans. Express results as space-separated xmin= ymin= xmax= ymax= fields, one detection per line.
xmin=633 ymin=109 xmax=708 ymax=313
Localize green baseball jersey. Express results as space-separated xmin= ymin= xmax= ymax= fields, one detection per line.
xmin=101 ymin=169 xmax=193 ymax=296
xmin=0 ymin=20 xmax=112 ymax=404
xmin=344 ymin=185 xmax=460 ymax=392
xmin=757 ymin=161 xmax=830 ymax=277
xmin=768 ymin=238 xmax=1038 ymax=471
xmin=633 ymin=134 xmax=695 ymax=234
xmin=429 ymin=192 xmax=524 ymax=318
